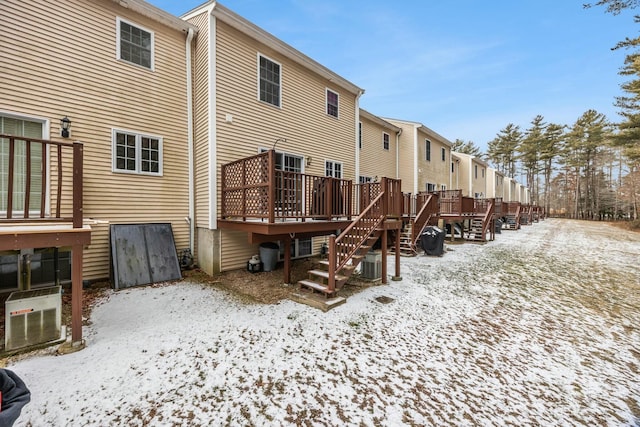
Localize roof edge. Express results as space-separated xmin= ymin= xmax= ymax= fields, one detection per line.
xmin=360 ymin=109 xmax=401 ymax=132
xmin=112 ymin=0 xmax=197 ymax=33
xmin=202 ymin=2 xmax=364 ymax=96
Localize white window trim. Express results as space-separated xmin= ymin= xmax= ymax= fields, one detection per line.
xmin=0 ymin=111 xmax=50 ymax=215
xmin=324 ymin=159 xmax=343 ymax=178
xmin=425 ymin=139 xmax=431 ymax=161
xmin=116 ymin=17 xmax=155 ymax=71
xmin=325 ymin=88 xmax=339 ymax=119
xmin=257 ymin=53 xmax=282 ymax=109
xmin=382 ymin=132 xmax=390 ymax=151
xmin=112 ymin=128 xmax=163 ymax=176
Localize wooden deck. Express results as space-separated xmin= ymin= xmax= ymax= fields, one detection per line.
xmin=1 ymin=134 xmax=89 ymax=349
xmin=220 ymin=150 xmax=403 ymax=290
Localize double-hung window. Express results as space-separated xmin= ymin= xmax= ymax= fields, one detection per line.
xmin=326 ymin=89 xmax=339 ymax=118
xmin=259 ymin=55 xmax=281 ymax=107
xmin=117 ymin=18 xmax=154 ymax=70
xmin=1 ymin=115 xmax=44 ymax=213
xmin=325 ymin=160 xmax=342 ymax=178
xmin=358 ymin=122 xmax=362 ymax=149
xmin=113 ymin=130 xmax=162 ymax=175
xmin=425 ymin=139 xmax=431 ymax=161
xmin=383 ymin=133 xmax=390 ymax=151
xmin=441 ymin=147 xmax=446 ymax=161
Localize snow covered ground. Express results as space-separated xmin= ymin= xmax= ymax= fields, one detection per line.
xmin=8 ymin=218 xmax=640 ymax=426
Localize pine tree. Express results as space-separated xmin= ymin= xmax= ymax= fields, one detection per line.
xmin=519 ymin=115 xmax=547 ymax=203
xmin=487 ymin=124 xmax=521 ymax=177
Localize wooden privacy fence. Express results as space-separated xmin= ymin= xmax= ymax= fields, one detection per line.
xmin=0 ymin=134 xmax=83 ymax=228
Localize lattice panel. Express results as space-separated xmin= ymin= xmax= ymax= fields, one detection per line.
xmin=222 ymin=189 xmax=244 ymax=216
xmin=223 ymin=161 xmax=244 ymax=188
xmin=245 ymin=187 xmax=268 ymax=215
xmin=244 ymin=155 xmax=268 ymax=186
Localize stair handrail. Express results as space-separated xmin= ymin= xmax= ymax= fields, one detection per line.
xmin=411 ymin=193 xmax=439 ymax=248
xmin=481 ymin=198 xmax=495 ymax=241
xmin=328 ymin=191 xmax=385 ymax=292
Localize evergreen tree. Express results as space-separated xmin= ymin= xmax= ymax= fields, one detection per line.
xmin=519 ymin=115 xmax=547 ymax=203
xmin=486 ymin=124 xmax=521 ymax=177
xmin=451 ymin=139 xmax=484 ymax=159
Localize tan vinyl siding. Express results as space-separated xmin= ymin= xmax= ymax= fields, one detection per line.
xmin=416 ymin=129 xmax=450 ymax=192
xmin=487 ymin=169 xmax=504 ymax=199
xmin=471 ymin=160 xmax=487 ymax=197
xmin=1 ymin=0 xmax=191 ymax=280
xmin=214 ymin=20 xmax=357 ymax=271
xmin=359 ymin=115 xmax=397 ymax=181
xmin=394 ymin=123 xmax=416 ymax=193
xmin=457 ymin=156 xmax=472 ymax=197
xmin=188 ymin=11 xmax=211 ymax=231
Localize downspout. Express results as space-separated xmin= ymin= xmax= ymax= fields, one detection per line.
xmin=186 ymin=27 xmax=195 ymax=254
xmin=395 ymin=127 xmax=402 ymax=179
xmin=208 ymin=4 xmax=217 ymax=230
xmin=354 ymin=90 xmax=363 ymax=184
xmin=413 ymin=125 xmax=419 ymax=195
xmin=468 ymin=161 xmax=473 ymax=197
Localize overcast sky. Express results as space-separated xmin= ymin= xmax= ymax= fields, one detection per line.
xmin=148 ymin=0 xmax=637 ymax=151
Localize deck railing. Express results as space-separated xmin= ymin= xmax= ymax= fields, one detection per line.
xmin=411 ymin=192 xmax=439 ymax=247
xmin=221 ymin=150 xmax=401 ymax=222
xmin=503 ymin=202 xmax=521 ymax=215
xmin=0 ymin=134 xmax=83 ymax=228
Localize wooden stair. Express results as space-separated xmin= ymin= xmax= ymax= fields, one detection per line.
xmin=398 ymin=224 xmax=417 ymax=256
xmin=298 ymin=232 xmax=380 ymax=297
xmin=504 ymin=214 xmax=518 ymax=230
xmin=466 ymin=217 xmax=485 ymax=241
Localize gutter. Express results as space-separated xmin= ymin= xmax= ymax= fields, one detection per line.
xmin=186 ymin=27 xmax=195 ymax=254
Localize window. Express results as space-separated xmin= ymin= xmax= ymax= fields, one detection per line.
xmin=326 ymin=89 xmax=339 ymax=118
xmin=475 ymin=165 xmax=478 ymax=179
xmin=425 ymin=139 xmax=431 ymax=161
xmin=358 ymin=122 xmax=362 ymax=149
xmin=451 ymin=162 xmax=454 ymax=173
xmin=441 ymin=147 xmax=446 ymax=161
xmin=426 ymin=183 xmax=436 ymax=192
xmin=117 ymin=18 xmax=153 ymax=70
xmin=441 ymin=184 xmax=447 ymax=191
xmin=482 ymin=168 xmax=485 ymax=178
xmin=359 ymin=176 xmax=374 ymax=184
xmin=113 ymin=130 xmax=162 ymax=175
xmin=1 ymin=115 xmax=44 ymax=213
xmin=383 ymin=133 xmax=390 ymax=151
xmin=259 ymin=55 xmax=281 ymax=107
xmin=325 ymin=160 xmax=342 ymax=178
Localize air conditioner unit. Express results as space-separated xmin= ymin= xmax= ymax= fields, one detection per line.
xmin=361 ymin=251 xmax=382 ymax=280
xmin=5 ymin=286 xmax=62 ymax=351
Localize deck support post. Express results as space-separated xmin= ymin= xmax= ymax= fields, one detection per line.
xmin=381 ymin=229 xmax=388 ymax=284
xmin=392 ymin=227 xmax=401 ymax=281
xmin=283 ymin=236 xmax=292 ymax=285
xmin=71 ymin=243 xmax=84 ymax=345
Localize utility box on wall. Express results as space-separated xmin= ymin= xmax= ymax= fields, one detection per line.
xmin=5 ymin=286 xmax=62 ymax=351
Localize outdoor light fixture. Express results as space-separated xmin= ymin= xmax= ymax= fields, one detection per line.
xmin=306 ymin=156 xmax=312 ymax=167
xmin=60 ymin=116 xmax=71 ymax=138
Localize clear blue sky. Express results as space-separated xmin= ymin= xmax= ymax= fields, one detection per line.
xmin=149 ymin=0 xmax=636 ymax=151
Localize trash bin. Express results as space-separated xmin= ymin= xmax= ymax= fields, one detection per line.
xmin=495 ymin=219 xmax=502 ymax=234
xmin=0 ymin=369 xmax=30 ymax=426
xmin=259 ymin=242 xmax=279 ymax=272
xmin=420 ymin=226 xmax=445 ymax=256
